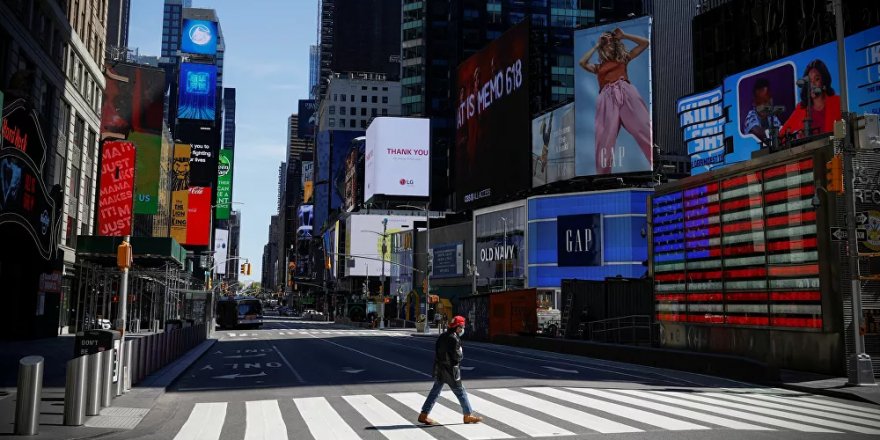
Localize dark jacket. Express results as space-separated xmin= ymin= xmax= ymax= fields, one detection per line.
xmin=433 ymin=329 xmax=463 ymax=387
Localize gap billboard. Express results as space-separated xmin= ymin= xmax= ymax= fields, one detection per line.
xmin=574 ymin=16 xmax=653 ymax=177
xmin=100 ymin=63 xmax=165 ymax=214
xmin=527 ymin=189 xmax=649 ymax=289
xmin=679 ymin=25 xmax=880 ymax=175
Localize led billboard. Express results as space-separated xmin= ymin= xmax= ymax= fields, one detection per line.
xmin=455 ymin=21 xmax=530 ymax=209
xmin=188 ymin=143 xmax=216 ymax=186
xmin=574 ymin=16 xmax=653 ymax=177
xmin=365 ymin=117 xmax=430 ymax=201
xmin=215 ymin=149 xmax=233 ymax=219
xmin=100 ymin=63 xmax=165 ymax=214
xmin=314 ymin=130 xmax=363 ymax=229
xmin=345 ymin=215 xmax=424 ymax=277
xmin=531 ymin=103 xmax=575 ymax=187
xmin=652 ymin=157 xmax=821 ymax=328
xmin=298 ymin=100 xmax=317 ymax=139
xmin=181 ymin=19 xmax=218 ymax=55
xmin=186 ymin=186 xmax=212 ymax=246
xmin=177 ymin=63 xmax=217 ymax=121
xmin=214 ymin=228 xmax=228 ymax=275
xmin=527 ymin=190 xmax=649 ymax=288
xmin=97 ymin=141 xmax=136 ymax=236
xmin=678 ymin=25 xmax=880 ymax=175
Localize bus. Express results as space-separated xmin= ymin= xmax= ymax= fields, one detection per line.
xmin=216 ymin=296 xmax=264 ymax=329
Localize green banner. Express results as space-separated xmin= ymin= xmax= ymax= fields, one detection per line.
xmin=215 ymin=149 xmax=233 ymax=219
xmin=0 ymin=90 xmax=4 ymax=112
xmin=128 ymin=131 xmax=160 ymax=214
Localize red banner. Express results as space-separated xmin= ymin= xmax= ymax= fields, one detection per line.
xmin=97 ymin=141 xmax=136 ymax=236
xmin=186 ymin=186 xmax=211 ymax=246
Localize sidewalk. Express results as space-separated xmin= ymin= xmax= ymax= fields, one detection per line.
xmin=0 ymin=334 xmax=216 ymax=438
xmin=779 ymin=370 xmax=880 ymax=405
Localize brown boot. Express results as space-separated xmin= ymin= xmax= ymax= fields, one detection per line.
xmin=463 ymin=414 xmax=483 ymax=424
xmin=418 ymin=412 xmax=437 ymax=425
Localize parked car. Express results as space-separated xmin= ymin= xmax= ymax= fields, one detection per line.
xmin=303 ymin=309 xmax=324 ymax=320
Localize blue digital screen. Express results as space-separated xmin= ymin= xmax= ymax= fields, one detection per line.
xmin=181 ymin=19 xmax=218 ymax=55
xmin=527 ymin=190 xmax=649 ymax=287
xmin=177 ymin=63 xmax=217 ymax=120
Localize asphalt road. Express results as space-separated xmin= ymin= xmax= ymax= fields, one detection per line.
xmin=112 ymin=317 xmax=880 ymax=440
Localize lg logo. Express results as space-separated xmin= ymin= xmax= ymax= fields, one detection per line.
xmin=399 ymin=179 xmax=414 ymax=186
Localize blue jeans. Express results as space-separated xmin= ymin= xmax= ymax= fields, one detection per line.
xmin=421 ymin=379 xmax=473 ymax=415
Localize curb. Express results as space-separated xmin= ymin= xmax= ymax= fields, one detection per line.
xmin=777 ymin=382 xmax=880 ymax=406
xmin=141 ymin=338 xmax=218 ymax=389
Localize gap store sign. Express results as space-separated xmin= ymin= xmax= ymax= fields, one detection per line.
xmin=527 ymin=189 xmax=650 ymax=288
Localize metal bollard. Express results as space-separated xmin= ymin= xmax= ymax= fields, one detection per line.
xmin=64 ymin=356 xmax=88 ymax=426
xmin=123 ymin=340 xmax=133 ymax=393
xmin=101 ymin=349 xmax=114 ymax=407
xmin=86 ymin=352 xmax=104 ymax=416
xmin=14 ymin=356 xmax=44 ymax=435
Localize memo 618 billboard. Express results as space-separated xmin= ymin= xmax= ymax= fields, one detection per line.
xmin=455 ymin=21 xmax=530 ymax=209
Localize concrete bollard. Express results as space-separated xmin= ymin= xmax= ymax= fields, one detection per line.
xmin=101 ymin=348 xmax=114 ymax=407
xmin=64 ymin=356 xmax=88 ymax=426
xmin=85 ymin=352 xmax=104 ymax=416
xmin=14 ymin=356 xmax=44 ymax=435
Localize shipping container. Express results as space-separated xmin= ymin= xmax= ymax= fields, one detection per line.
xmin=488 ymin=289 xmax=539 ymax=338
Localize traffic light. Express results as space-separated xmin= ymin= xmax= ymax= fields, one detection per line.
xmin=240 ymin=263 xmax=246 ymax=274
xmin=245 ymin=263 xmax=252 ymax=276
xmin=826 ymin=154 xmax=843 ymax=194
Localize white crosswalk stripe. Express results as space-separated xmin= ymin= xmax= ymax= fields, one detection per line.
xmin=244 ymin=400 xmax=287 ymax=440
xmin=293 ymin=397 xmax=360 ymax=440
xmin=173 ymin=402 xmax=226 ymax=440
xmin=166 ymin=386 xmax=880 ymax=439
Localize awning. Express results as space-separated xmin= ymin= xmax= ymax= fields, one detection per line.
xmin=76 ymin=236 xmax=187 ymax=268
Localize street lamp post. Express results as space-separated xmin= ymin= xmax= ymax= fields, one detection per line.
xmin=397 ymin=204 xmax=432 ymax=333
xmin=499 ymin=217 xmax=509 ymax=292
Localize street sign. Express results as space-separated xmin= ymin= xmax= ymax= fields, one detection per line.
xmin=830 ymin=227 xmax=867 ymax=242
xmin=856 ymin=212 xmax=869 ymax=226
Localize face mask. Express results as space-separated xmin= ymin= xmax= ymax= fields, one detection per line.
xmin=457 ymin=328 xmax=465 ymax=337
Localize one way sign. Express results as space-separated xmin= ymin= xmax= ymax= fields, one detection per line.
xmin=830 ymin=227 xmax=867 ymax=242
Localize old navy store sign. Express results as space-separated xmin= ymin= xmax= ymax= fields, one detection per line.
xmin=557 ymin=214 xmax=602 ymax=266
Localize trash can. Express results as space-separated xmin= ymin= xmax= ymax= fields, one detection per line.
xmin=74 ymin=330 xmax=121 ymax=385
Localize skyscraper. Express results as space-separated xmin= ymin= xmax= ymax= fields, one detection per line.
xmin=318 ymin=0 xmax=401 ymax=98
xmin=400 ymin=0 xmax=644 ymax=210
xmin=161 ymin=0 xmax=193 ymax=63
xmin=106 ymin=0 xmax=132 ymax=51
xmin=223 ymin=88 xmax=236 ymax=150
xmin=288 ymin=114 xmax=311 ymax=162
xmin=309 ymin=45 xmax=320 ymax=99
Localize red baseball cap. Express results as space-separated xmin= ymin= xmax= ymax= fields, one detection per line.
xmin=449 ymin=315 xmax=466 ymax=328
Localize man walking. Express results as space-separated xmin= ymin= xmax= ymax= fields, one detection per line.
xmin=418 ymin=315 xmax=483 ymax=425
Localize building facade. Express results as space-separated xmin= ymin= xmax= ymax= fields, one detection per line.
xmin=317 ymin=73 xmax=401 ymax=132
xmin=318 ymin=0 xmax=401 ymax=99
xmin=106 ymin=0 xmax=131 ymax=52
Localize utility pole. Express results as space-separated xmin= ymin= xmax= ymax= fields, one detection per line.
xmin=115 ymin=236 xmax=132 ymax=392
xmin=379 ymin=218 xmax=388 ymax=329
xmin=832 ymin=0 xmax=875 ymax=386
xmin=500 ymin=217 xmax=509 ymax=292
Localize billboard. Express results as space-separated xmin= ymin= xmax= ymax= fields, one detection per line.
xmin=652 ymin=157 xmax=821 ymax=328
xmin=170 ymin=190 xmax=188 ymax=244
xmin=302 ymin=160 xmax=314 ymax=203
xmin=297 ymin=204 xmax=313 ymax=238
xmin=181 ymin=19 xmax=218 ymax=55
xmin=455 ymin=21 xmax=530 ymax=209
xmin=345 ymin=215 xmax=424 ymax=277
xmin=215 ymin=149 xmax=233 ymax=219
xmin=679 ymin=24 xmax=880 ymax=175
xmin=101 ymin=63 xmax=165 ymax=214
xmin=214 ymin=228 xmax=228 ymax=275
xmin=177 ymin=63 xmax=217 ymax=121
xmin=97 ymin=141 xmax=136 ymax=236
xmin=188 ymin=143 xmax=216 ymax=186
xmin=574 ymin=16 xmax=653 ymax=176
xmin=431 ymin=242 xmax=464 ymax=279
xmin=527 ymin=190 xmax=649 ymax=288
xmin=365 ymin=117 xmax=430 ymax=201
xmin=298 ymin=100 xmax=317 ymax=139
xmin=186 ymin=186 xmax=212 ymax=246
xmin=314 ymin=130 xmax=363 ymax=229
xmin=531 ymin=103 xmax=575 ymax=187
xmin=677 ymin=87 xmax=725 ymax=174
xmin=0 ymin=100 xmax=60 ymax=260
xmin=343 ymin=148 xmax=358 ymax=212
xmin=474 ymin=204 xmax=526 ymax=290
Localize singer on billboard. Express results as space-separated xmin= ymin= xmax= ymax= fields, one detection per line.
xmin=579 ymin=27 xmax=651 ymax=175
xmin=779 ymin=59 xmax=841 ymax=139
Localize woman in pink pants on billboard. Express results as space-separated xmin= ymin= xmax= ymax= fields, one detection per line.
xmin=579 ymin=27 xmax=651 ymax=175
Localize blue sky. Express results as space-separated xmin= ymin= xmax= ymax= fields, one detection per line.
xmin=128 ymin=0 xmax=317 ymax=283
